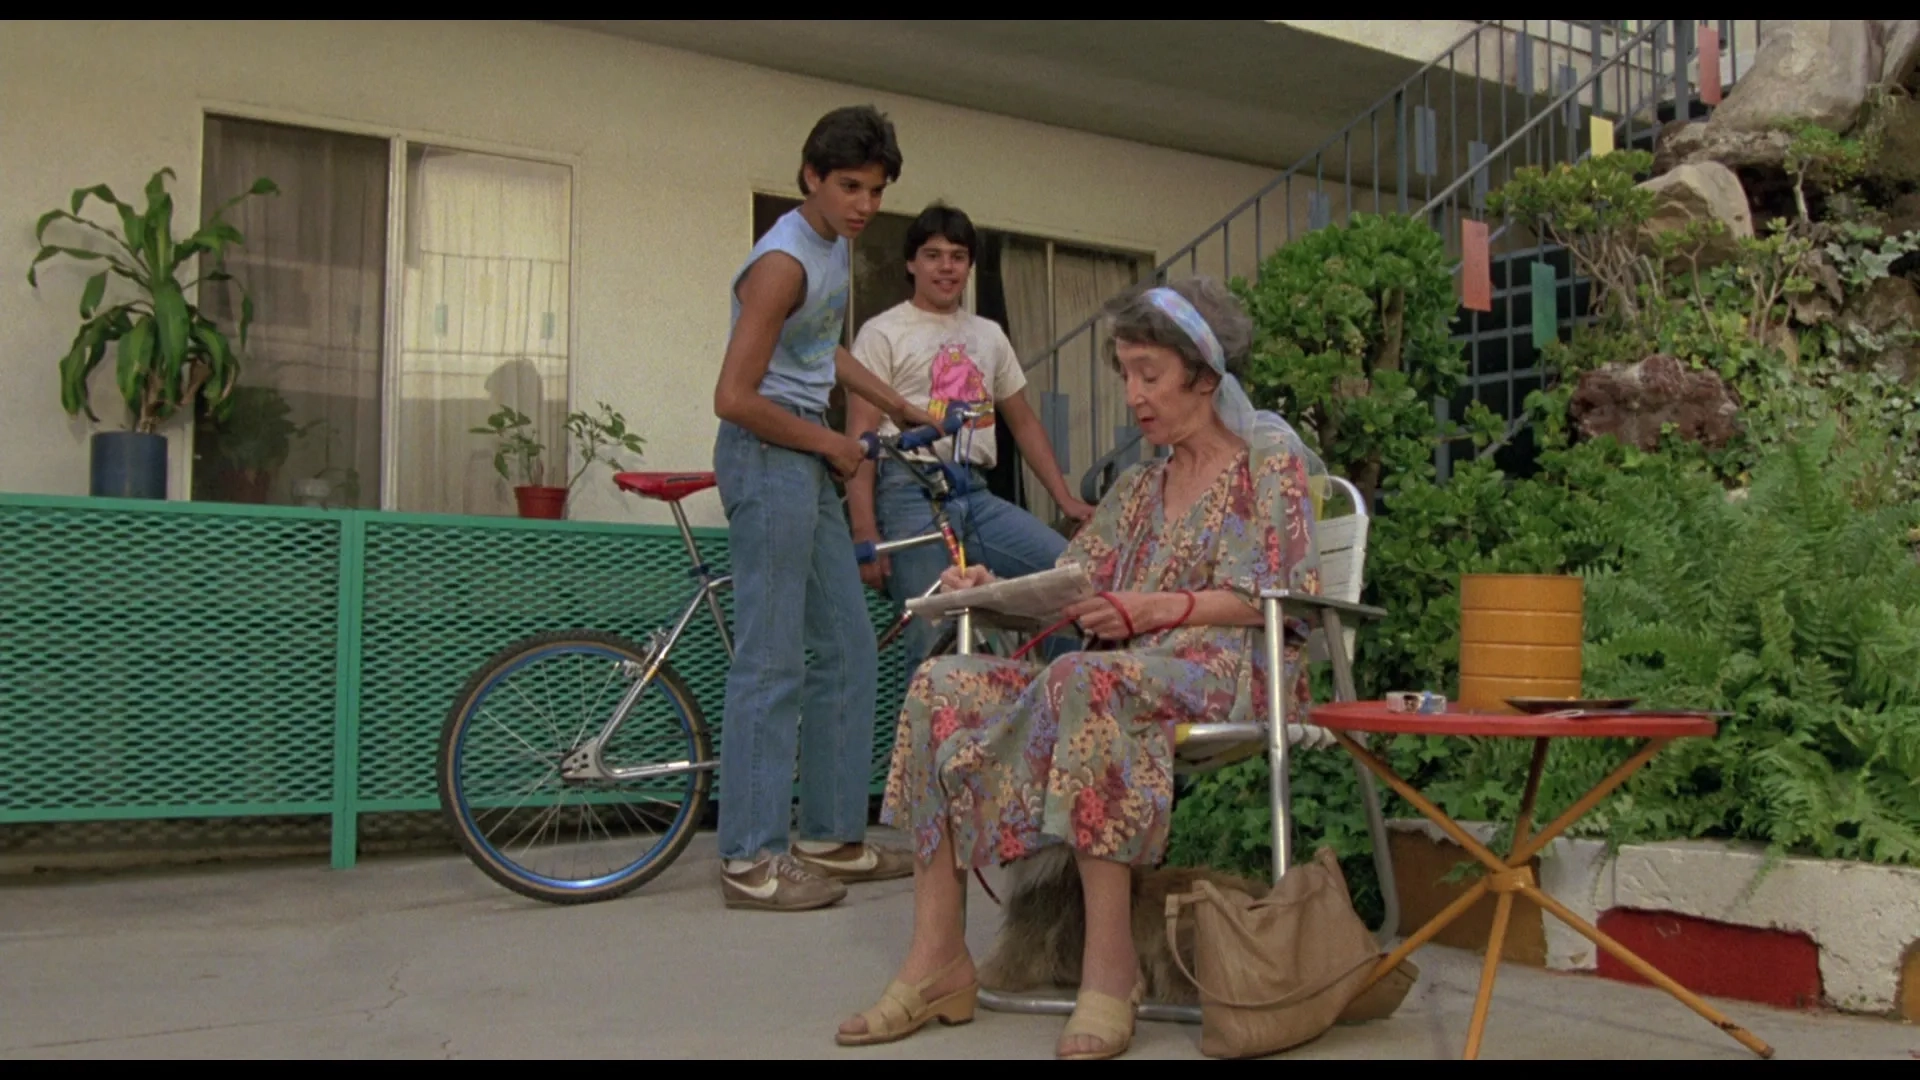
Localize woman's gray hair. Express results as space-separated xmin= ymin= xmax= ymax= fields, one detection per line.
xmin=1103 ymin=276 xmax=1254 ymax=387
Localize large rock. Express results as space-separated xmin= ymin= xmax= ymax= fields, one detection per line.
xmin=1841 ymin=275 xmax=1920 ymax=384
xmin=1876 ymin=20 xmax=1920 ymax=87
xmin=1886 ymin=192 xmax=1920 ymax=237
xmin=1654 ymin=120 xmax=1794 ymax=175
xmin=1713 ymin=22 xmax=1878 ymax=135
xmin=1569 ymin=354 xmax=1740 ymax=451
xmin=1657 ymin=21 xmax=1920 ymax=178
xmin=1866 ymin=94 xmax=1920 ymax=190
xmin=1637 ymin=162 xmax=1755 ymax=267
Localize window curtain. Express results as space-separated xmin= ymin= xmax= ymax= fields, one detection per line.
xmin=195 ymin=116 xmax=387 ymax=509
xmin=998 ymin=238 xmax=1055 ymax=519
xmin=1048 ymin=245 xmax=1144 ymax=503
xmin=396 ymin=146 xmax=572 ymax=516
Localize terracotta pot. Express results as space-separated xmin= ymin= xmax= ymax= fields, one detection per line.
xmin=1457 ymin=573 xmax=1584 ymax=713
xmin=212 ymin=467 xmax=274 ymax=504
xmin=513 ymin=485 xmax=568 ymax=520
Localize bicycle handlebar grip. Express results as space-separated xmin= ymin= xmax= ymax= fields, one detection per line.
xmin=895 ymin=409 xmax=969 ymax=453
xmin=861 ymin=408 xmax=969 ymax=460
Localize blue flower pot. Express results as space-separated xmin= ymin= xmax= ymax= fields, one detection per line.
xmin=90 ymin=431 xmax=168 ymax=500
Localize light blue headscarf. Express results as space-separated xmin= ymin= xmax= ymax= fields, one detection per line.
xmin=1140 ymin=286 xmax=1326 ymax=479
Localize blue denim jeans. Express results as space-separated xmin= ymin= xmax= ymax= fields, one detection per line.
xmin=875 ymin=459 xmax=1075 ymax=683
xmin=712 ymin=408 xmax=879 ymax=862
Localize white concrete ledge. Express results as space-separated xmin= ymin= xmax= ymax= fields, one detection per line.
xmin=1386 ymin=819 xmax=1920 ymax=1014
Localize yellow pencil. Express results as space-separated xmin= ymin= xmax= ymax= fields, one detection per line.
xmin=942 ymin=523 xmax=967 ymax=573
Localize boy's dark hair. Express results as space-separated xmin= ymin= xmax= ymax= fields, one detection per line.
xmin=902 ymin=203 xmax=978 ymax=285
xmin=797 ymin=106 xmax=903 ymax=195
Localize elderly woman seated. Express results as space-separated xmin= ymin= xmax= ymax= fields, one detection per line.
xmin=835 ymin=276 xmax=1323 ymax=1060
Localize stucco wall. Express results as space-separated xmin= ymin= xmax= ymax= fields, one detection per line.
xmin=0 ymin=20 xmax=1280 ymax=527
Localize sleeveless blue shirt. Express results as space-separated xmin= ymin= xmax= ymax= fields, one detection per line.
xmin=731 ymin=208 xmax=849 ymax=414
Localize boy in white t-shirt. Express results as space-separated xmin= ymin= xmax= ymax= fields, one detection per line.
xmin=845 ymin=203 xmax=1095 ymax=674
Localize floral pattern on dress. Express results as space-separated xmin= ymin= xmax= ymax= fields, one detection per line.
xmin=879 ymin=441 xmax=1322 ymax=869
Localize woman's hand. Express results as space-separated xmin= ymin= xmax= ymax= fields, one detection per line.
xmin=939 ymin=564 xmax=996 ymax=592
xmin=1063 ymin=591 xmax=1179 ymax=641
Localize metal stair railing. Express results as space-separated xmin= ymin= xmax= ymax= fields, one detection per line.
xmin=1419 ymin=20 xmax=1763 ymax=486
xmin=1046 ymin=19 xmax=1761 ymax=507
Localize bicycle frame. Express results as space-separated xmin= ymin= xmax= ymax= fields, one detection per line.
xmin=561 ymin=411 xmax=984 ymax=785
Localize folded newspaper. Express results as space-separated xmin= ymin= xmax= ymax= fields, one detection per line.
xmin=905 ymin=564 xmax=1096 ymax=632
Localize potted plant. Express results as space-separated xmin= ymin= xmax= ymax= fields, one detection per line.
xmin=472 ymin=401 xmax=647 ymax=519
xmin=290 ymin=418 xmax=361 ymax=510
xmin=28 ymin=167 xmax=277 ymax=499
xmin=194 ymin=384 xmax=299 ymax=504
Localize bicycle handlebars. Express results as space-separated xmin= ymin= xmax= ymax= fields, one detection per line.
xmin=852 ymin=402 xmax=988 ymax=567
xmin=858 ymin=405 xmax=971 ymax=460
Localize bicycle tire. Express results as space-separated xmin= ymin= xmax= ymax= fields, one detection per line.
xmin=437 ymin=629 xmax=713 ymax=906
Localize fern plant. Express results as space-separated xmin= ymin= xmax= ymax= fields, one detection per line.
xmin=1434 ymin=422 xmax=1920 ymax=864
xmin=1577 ymin=421 xmax=1920 ymax=864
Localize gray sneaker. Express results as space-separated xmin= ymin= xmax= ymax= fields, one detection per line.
xmin=791 ymin=841 xmax=916 ymax=883
xmin=720 ymin=851 xmax=848 ymax=911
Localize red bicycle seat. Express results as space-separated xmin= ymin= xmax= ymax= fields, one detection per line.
xmin=614 ymin=472 xmax=718 ymax=503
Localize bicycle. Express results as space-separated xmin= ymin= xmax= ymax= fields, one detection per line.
xmin=435 ymin=404 xmax=1008 ymax=904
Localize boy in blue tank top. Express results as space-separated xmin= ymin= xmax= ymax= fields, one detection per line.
xmin=711 ymin=105 xmax=938 ymax=911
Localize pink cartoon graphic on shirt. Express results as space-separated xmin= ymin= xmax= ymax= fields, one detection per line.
xmin=927 ymin=343 xmax=994 ymax=430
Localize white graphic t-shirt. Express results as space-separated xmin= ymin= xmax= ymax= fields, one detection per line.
xmin=851 ymin=301 xmax=1027 ymax=470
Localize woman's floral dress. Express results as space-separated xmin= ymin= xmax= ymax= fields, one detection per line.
xmin=878 ymin=441 xmax=1321 ymax=870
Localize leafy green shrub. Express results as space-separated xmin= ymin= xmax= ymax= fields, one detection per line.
xmin=1168 ymin=159 xmax=1920 ymax=902
xmin=1235 ymin=212 xmax=1460 ymax=507
xmin=1426 ymin=422 xmax=1920 ymax=865
xmin=1170 ymin=421 xmax=1920 ymax=899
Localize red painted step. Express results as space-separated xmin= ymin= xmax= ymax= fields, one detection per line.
xmin=1594 ymin=908 xmax=1823 ymax=1010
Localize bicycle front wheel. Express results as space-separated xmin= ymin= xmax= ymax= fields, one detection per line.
xmin=437 ymin=630 xmax=713 ymax=905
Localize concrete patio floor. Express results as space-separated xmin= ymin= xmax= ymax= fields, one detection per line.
xmin=2 ymin=829 xmax=1915 ymax=1059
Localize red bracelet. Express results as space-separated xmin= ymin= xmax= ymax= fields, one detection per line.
xmin=1009 ymin=613 xmax=1080 ymax=662
xmin=1097 ymin=591 xmax=1136 ymax=640
xmin=1168 ymin=590 xmax=1197 ymax=630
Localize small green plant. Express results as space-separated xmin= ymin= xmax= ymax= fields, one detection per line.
xmin=1781 ymin=120 xmax=1879 ymax=226
xmin=565 ymin=402 xmax=648 ymax=489
xmin=473 ymin=406 xmax=548 ymax=487
xmin=300 ymin=418 xmax=362 ymax=508
xmin=1486 ymin=151 xmax=1664 ymax=322
xmin=29 ymin=167 xmax=278 ymax=433
xmin=472 ymin=400 xmax=648 ymax=489
xmin=206 ymin=385 xmax=300 ymax=476
xmin=1824 ymin=222 xmax=1920 ymax=291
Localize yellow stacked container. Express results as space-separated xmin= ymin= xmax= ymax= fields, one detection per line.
xmin=1457 ymin=574 xmax=1584 ymax=713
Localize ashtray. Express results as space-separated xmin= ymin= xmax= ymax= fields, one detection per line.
xmin=1506 ymin=697 xmax=1638 ymax=715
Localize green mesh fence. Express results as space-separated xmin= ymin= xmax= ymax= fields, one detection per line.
xmin=0 ymin=494 xmax=912 ymax=868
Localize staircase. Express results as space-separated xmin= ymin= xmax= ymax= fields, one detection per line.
xmin=1008 ymin=19 xmax=1765 ymax=512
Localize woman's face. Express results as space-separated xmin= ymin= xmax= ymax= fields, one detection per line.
xmin=1116 ymin=339 xmax=1220 ymax=447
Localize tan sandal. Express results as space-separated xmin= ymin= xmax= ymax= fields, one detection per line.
xmin=1057 ymin=976 xmax=1145 ymax=1060
xmin=836 ymin=952 xmax=978 ymax=1047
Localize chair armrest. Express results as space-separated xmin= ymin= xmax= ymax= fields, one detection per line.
xmin=1258 ymin=589 xmax=1388 ymax=622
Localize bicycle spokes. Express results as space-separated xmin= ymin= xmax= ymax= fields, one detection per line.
xmin=448 ymin=642 xmax=706 ymax=893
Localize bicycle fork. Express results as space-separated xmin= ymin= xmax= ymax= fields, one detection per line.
xmin=558 ymin=576 xmax=730 ymax=785
xmin=561 ymin=499 xmax=733 ymax=786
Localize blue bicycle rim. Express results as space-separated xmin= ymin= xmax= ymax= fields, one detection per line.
xmin=450 ymin=641 xmax=700 ymax=893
